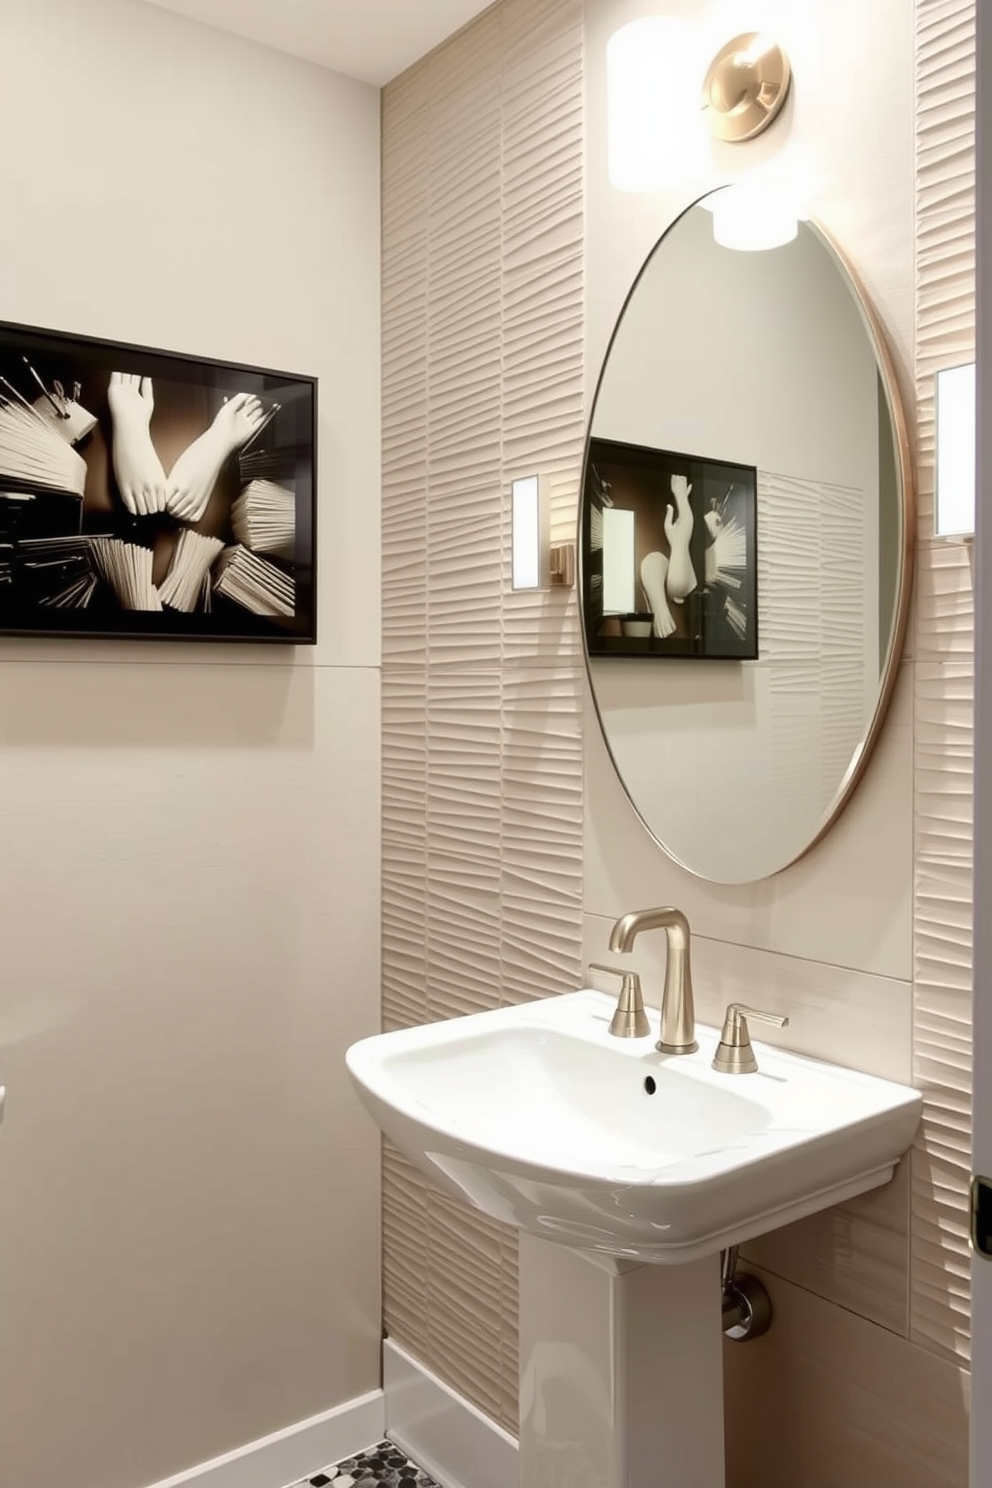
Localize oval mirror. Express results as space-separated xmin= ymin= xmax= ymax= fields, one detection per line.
xmin=581 ymin=193 xmax=913 ymax=884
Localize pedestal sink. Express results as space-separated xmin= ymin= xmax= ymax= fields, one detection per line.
xmin=347 ymin=991 xmax=922 ymax=1486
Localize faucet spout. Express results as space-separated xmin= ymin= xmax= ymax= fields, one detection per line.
xmin=607 ymin=906 xmax=697 ymax=1055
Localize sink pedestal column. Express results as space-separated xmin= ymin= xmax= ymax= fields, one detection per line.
xmin=518 ymin=1235 xmax=726 ymax=1487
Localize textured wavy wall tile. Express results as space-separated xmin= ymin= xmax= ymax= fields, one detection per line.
xmin=503 ymin=0 xmax=582 ymax=60
xmin=382 ymin=105 xmax=429 ymax=669
xmin=381 ymin=0 xmax=585 ymax=1432
xmin=916 ymin=539 xmax=975 ymax=661
xmin=912 ymin=661 xmax=973 ymax=1362
xmin=914 ymin=0 xmax=975 ymax=540
xmin=382 ymin=1145 xmax=431 ymax=1343
xmin=426 ymin=672 xmax=502 ymax=1019
xmin=386 ymin=0 xmax=978 ymax=1430
xmin=910 ymin=0 xmax=975 ymax=1367
xmin=383 ymin=673 xmax=428 ymax=1032
xmin=501 ymin=667 xmax=583 ymax=1003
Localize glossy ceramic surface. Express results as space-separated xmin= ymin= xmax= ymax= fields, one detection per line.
xmin=347 ymin=990 xmax=922 ymax=1262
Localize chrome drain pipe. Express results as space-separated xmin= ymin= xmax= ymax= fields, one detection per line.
xmin=721 ymin=1245 xmax=773 ymax=1342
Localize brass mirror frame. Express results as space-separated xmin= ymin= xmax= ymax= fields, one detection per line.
xmin=579 ymin=197 xmax=915 ymax=883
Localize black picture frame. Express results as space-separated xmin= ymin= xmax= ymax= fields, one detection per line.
xmin=0 ymin=319 xmax=317 ymax=643
xmin=583 ymin=437 xmax=758 ymax=661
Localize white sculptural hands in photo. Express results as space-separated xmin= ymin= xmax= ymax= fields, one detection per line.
xmin=663 ymin=473 xmax=696 ymax=603
xmin=107 ymin=371 xmax=168 ymax=517
xmin=166 ymin=392 xmax=267 ymax=523
xmin=640 ymin=551 xmax=677 ymax=638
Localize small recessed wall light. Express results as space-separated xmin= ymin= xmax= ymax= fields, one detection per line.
xmin=934 ymin=362 xmax=976 ymax=539
xmin=510 ymin=474 xmax=574 ymax=590
xmin=511 ymin=474 xmax=547 ymax=591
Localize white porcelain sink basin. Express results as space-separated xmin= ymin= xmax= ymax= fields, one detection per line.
xmin=347 ymin=990 xmax=922 ymax=1263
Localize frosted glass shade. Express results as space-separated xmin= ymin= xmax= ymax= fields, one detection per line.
xmin=511 ymin=474 xmax=550 ymax=589
xmin=710 ymin=186 xmax=798 ymax=251
xmin=934 ymin=362 xmax=976 ymax=537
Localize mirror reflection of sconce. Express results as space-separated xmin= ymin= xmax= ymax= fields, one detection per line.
xmin=607 ymin=22 xmax=798 ymax=251
xmin=511 ymin=474 xmax=574 ymax=590
xmin=706 ymin=183 xmax=799 ymax=251
xmin=934 ymin=363 xmax=976 ymax=539
xmin=601 ymin=506 xmax=635 ymax=613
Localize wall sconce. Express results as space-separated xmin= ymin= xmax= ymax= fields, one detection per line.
xmin=934 ymin=362 xmax=976 ymax=538
xmin=701 ymin=33 xmax=792 ymax=143
xmin=511 ymin=475 xmax=574 ymax=590
xmin=607 ymin=23 xmax=795 ymax=241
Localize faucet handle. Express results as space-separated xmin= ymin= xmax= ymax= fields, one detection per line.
xmin=712 ymin=1002 xmax=790 ymax=1075
xmin=588 ymin=963 xmax=652 ymax=1039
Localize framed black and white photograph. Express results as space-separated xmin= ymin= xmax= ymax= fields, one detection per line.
xmin=0 ymin=319 xmax=316 ymax=642
xmin=583 ymin=437 xmax=757 ymax=660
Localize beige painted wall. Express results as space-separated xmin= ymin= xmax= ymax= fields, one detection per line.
xmin=382 ymin=0 xmax=974 ymax=1482
xmin=0 ymin=4 xmax=383 ymax=1486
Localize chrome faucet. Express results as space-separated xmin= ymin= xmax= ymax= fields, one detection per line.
xmin=608 ymin=907 xmax=697 ymax=1055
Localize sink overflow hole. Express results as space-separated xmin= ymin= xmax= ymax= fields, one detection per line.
xmin=643 ymin=1076 xmax=657 ymax=1095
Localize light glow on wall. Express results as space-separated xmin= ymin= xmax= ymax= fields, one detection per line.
xmin=934 ymin=362 xmax=976 ymax=538
xmin=606 ymin=17 xmax=704 ymax=191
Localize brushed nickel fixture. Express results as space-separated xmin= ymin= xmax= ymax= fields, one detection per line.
xmin=588 ymin=962 xmax=651 ymax=1038
xmin=608 ymin=906 xmax=697 ymax=1054
xmin=702 ymin=32 xmax=792 ymax=143
xmin=721 ymin=1245 xmax=773 ymax=1341
xmin=712 ymin=1003 xmax=790 ymax=1075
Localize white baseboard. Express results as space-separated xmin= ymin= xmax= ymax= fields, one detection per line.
xmin=142 ymin=1389 xmax=385 ymax=1488
xmin=383 ymin=1339 xmax=518 ymax=1488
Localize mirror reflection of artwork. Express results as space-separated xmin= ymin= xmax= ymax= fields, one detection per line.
xmin=580 ymin=195 xmax=911 ymax=884
xmin=584 ymin=437 xmax=757 ymax=660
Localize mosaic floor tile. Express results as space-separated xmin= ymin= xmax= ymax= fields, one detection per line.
xmin=289 ymin=1439 xmax=442 ymax=1488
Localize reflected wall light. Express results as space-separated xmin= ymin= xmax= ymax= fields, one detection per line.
xmin=511 ymin=475 xmax=574 ymax=590
xmin=710 ymin=183 xmax=798 ymax=250
xmin=934 ymin=362 xmax=976 ymax=538
xmin=601 ymin=507 xmax=636 ymax=613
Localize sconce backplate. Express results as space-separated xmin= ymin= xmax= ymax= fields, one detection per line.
xmin=702 ymin=32 xmax=792 ymax=143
